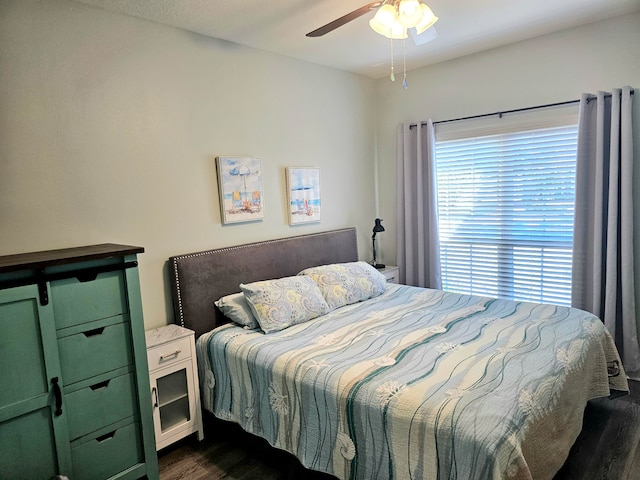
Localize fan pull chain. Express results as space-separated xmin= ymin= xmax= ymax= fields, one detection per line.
xmin=402 ymin=36 xmax=408 ymax=89
xmin=390 ymin=36 xmax=395 ymax=82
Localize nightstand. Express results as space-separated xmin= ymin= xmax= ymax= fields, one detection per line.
xmin=145 ymin=324 xmax=204 ymax=450
xmin=379 ymin=265 xmax=400 ymax=284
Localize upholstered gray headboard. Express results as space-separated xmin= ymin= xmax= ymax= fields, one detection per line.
xmin=168 ymin=228 xmax=359 ymax=338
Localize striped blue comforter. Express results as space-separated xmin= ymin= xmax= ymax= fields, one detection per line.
xmin=197 ymin=284 xmax=628 ymax=480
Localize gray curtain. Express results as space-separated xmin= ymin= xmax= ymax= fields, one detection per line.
xmin=396 ymin=121 xmax=441 ymax=288
xmin=572 ymin=86 xmax=640 ymax=377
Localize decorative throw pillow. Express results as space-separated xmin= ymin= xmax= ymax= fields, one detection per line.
xmin=298 ymin=261 xmax=387 ymax=310
xmin=240 ymin=276 xmax=330 ymax=334
xmin=214 ymin=292 xmax=260 ymax=330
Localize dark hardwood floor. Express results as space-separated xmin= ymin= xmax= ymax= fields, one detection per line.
xmin=158 ymin=381 xmax=640 ymax=480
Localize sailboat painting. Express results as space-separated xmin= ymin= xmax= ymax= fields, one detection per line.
xmin=286 ymin=167 xmax=321 ymax=225
xmin=216 ymin=156 xmax=264 ymax=224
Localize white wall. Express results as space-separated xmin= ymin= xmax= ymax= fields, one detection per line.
xmin=0 ymin=0 xmax=377 ymax=329
xmin=374 ymin=12 xmax=640 ymax=265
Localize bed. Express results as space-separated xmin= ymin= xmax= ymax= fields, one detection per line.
xmin=168 ymin=227 xmax=628 ymax=480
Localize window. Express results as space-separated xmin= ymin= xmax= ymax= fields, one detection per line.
xmin=434 ymin=114 xmax=578 ymax=306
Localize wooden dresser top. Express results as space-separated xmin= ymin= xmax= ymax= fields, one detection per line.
xmin=0 ymin=244 xmax=144 ymax=273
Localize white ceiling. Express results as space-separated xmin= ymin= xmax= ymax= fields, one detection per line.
xmin=74 ymin=0 xmax=640 ymax=79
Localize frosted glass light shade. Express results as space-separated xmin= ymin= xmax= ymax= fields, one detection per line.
xmin=369 ymin=17 xmax=390 ymax=37
xmin=415 ymin=4 xmax=439 ymax=34
xmin=370 ymin=4 xmax=409 ymax=39
xmin=372 ymin=4 xmax=397 ymax=27
xmin=389 ymin=23 xmax=408 ymax=39
xmin=398 ymin=0 xmax=423 ymax=28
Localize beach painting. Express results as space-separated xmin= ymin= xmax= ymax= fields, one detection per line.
xmin=286 ymin=167 xmax=321 ymax=225
xmin=216 ymin=156 xmax=264 ymax=224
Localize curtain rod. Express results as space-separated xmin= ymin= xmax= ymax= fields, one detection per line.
xmin=410 ymin=90 xmax=635 ymax=129
xmin=433 ymin=99 xmax=579 ymax=126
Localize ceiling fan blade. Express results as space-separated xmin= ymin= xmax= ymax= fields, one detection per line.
xmin=306 ymin=2 xmax=383 ymax=37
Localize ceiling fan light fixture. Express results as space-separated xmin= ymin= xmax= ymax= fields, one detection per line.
xmin=415 ymin=4 xmax=439 ymax=34
xmin=369 ymin=17 xmax=390 ymax=37
xmin=372 ymin=4 xmax=398 ymax=27
xmin=367 ymin=0 xmax=440 ymax=87
xmin=370 ymin=4 xmax=408 ymax=39
xmin=386 ymin=22 xmax=408 ymax=39
xmin=398 ymin=0 xmax=423 ymax=28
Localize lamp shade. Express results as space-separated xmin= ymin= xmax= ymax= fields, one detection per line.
xmin=370 ymin=4 xmax=408 ymax=39
xmin=415 ymin=4 xmax=439 ymax=34
xmin=373 ymin=218 xmax=385 ymax=233
xmin=386 ymin=22 xmax=408 ymax=39
xmin=398 ymin=0 xmax=423 ymax=28
xmin=371 ymin=4 xmax=397 ymax=27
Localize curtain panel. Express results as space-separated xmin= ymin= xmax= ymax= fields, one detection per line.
xmin=572 ymin=86 xmax=640 ymax=378
xmin=395 ymin=121 xmax=441 ymax=288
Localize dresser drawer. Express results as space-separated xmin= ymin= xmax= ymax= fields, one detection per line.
xmin=51 ymin=270 xmax=128 ymax=330
xmin=66 ymin=372 xmax=138 ymax=440
xmin=71 ymin=421 xmax=143 ymax=480
xmin=147 ymin=336 xmax=192 ymax=372
xmin=59 ymin=321 xmax=133 ymax=385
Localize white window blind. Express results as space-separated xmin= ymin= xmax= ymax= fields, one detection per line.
xmin=435 ymin=121 xmax=578 ymax=306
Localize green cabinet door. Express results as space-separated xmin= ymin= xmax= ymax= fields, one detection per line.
xmin=0 ymin=285 xmax=72 ymax=479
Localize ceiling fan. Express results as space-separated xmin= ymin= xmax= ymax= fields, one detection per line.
xmin=306 ymin=0 xmax=440 ymax=87
xmin=305 ymin=0 xmax=438 ymax=40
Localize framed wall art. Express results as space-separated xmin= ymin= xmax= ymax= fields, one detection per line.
xmin=216 ymin=156 xmax=264 ymax=224
xmin=286 ymin=167 xmax=321 ymax=225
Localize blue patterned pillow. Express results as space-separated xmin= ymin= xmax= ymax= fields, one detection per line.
xmin=214 ymin=292 xmax=260 ymax=330
xmin=240 ymin=276 xmax=330 ymax=333
xmin=298 ymin=261 xmax=387 ymax=310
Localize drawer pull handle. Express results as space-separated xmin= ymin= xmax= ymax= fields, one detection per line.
xmin=160 ymin=350 xmax=181 ymax=361
xmin=90 ymin=380 xmax=111 ymax=391
xmin=51 ymin=377 xmax=63 ymax=416
xmin=96 ymin=430 xmax=116 ymax=442
xmin=83 ymin=327 xmax=105 ymax=337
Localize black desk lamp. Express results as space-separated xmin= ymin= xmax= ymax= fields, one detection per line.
xmin=372 ymin=218 xmax=385 ymax=269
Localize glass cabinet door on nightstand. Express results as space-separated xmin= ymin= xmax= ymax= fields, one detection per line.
xmin=149 ymin=361 xmax=197 ymax=448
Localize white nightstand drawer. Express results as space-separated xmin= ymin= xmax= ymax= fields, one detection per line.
xmin=146 ymin=336 xmax=192 ymax=371
xmin=380 ymin=266 xmax=400 ymax=284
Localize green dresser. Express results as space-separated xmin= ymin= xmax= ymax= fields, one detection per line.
xmin=0 ymin=244 xmax=158 ymax=480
